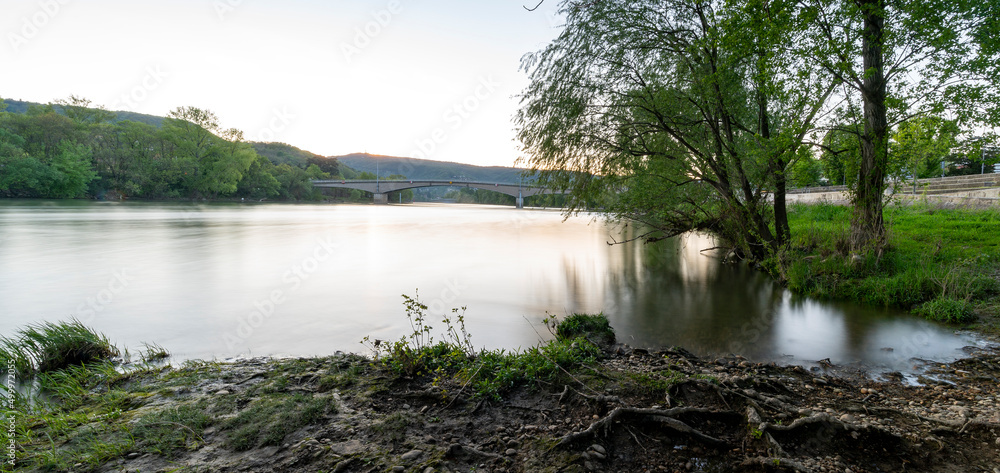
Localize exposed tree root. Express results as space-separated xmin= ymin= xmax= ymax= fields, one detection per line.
xmin=739 ymin=456 xmax=812 ymax=472
xmin=554 ymin=406 xmax=728 ymax=449
xmin=445 ymin=443 xmax=509 ymax=463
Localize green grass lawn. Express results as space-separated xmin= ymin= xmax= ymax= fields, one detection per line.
xmin=784 ymin=202 xmax=1000 ymax=325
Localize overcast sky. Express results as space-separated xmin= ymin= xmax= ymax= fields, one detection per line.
xmin=2 ymin=1 xmax=563 ymax=167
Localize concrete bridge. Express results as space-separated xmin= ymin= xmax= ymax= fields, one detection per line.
xmin=311 ymin=179 xmax=563 ymax=208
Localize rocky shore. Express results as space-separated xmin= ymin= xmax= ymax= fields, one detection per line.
xmin=14 ymin=341 xmax=999 ymax=473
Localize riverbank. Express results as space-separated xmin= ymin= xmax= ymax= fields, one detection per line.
xmin=3 ymin=317 xmax=1000 ymax=473
xmin=784 ymin=202 xmax=1000 ymax=336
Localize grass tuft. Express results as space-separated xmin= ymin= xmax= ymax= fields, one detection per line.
xmin=0 ymin=319 xmax=120 ymax=377
xmin=552 ymin=313 xmax=616 ymax=347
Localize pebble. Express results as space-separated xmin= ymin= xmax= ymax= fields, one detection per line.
xmin=505 ymin=448 xmax=518 ymax=456
xmin=590 ymin=444 xmax=606 ymax=455
xmin=839 ymin=414 xmax=855 ymax=423
xmin=401 ymin=449 xmax=423 ymax=462
xmin=392 ymin=467 xmax=405 ymax=473
xmin=215 ymin=389 xmax=230 ymax=396
xmin=424 ymin=468 xmax=436 ymax=473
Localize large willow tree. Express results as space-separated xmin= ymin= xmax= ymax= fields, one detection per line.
xmin=516 ymin=0 xmax=832 ymax=261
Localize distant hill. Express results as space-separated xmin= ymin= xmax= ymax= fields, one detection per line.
xmin=334 ymin=153 xmax=531 ymax=183
xmin=1 ymin=98 xmax=165 ymax=127
xmin=1 ymin=98 xmax=359 ymax=176
xmin=252 ymin=142 xmax=355 ymax=178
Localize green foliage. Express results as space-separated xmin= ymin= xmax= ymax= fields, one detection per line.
xmin=459 ymin=337 xmax=602 ymax=401
xmin=891 ymin=116 xmax=960 ymax=180
xmin=516 ymin=0 xmax=831 ymax=261
xmin=625 ymin=371 xmax=684 ymax=396
xmin=914 ymin=297 xmax=975 ymax=324
xmin=0 ymin=319 xmax=119 ymax=377
xmin=364 ymin=295 xmax=607 ymax=401
xmin=550 ymin=313 xmax=615 ymax=347
xmin=0 ymin=98 xmax=335 ymax=201
xmin=819 ymin=127 xmax=862 ymax=186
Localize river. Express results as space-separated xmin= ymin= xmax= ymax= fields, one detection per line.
xmin=0 ymin=200 xmax=982 ymax=374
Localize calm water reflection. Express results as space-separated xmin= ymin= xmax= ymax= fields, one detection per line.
xmin=0 ymin=200 xmax=980 ymax=373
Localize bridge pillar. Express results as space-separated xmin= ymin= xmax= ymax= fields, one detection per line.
xmin=373 ymin=193 xmax=388 ymax=205
xmin=516 ymin=195 xmax=524 ymax=209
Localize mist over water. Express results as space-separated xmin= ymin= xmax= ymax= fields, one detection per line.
xmin=0 ymin=200 xmax=979 ymax=373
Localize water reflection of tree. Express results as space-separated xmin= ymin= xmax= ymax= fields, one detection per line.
xmin=603 ymin=232 xmax=783 ymax=358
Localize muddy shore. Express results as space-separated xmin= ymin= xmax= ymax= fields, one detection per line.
xmin=12 ymin=340 xmax=1000 ymax=473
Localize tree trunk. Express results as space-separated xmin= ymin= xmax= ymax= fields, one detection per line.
xmin=758 ymin=90 xmax=790 ymax=247
xmin=851 ymin=0 xmax=889 ymax=253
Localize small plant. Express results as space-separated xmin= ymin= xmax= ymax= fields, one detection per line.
xmin=362 ymin=291 xmax=473 ymax=376
xmin=138 ymin=342 xmax=170 ymax=364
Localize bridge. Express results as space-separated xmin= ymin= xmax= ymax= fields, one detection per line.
xmin=311 ymin=179 xmax=563 ymax=208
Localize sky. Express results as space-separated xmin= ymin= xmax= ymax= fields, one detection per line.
xmin=1 ymin=0 xmax=564 ymax=168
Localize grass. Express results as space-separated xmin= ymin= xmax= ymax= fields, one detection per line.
xmin=784 ymin=202 xmax=1000 ymax=324
xmin=0 ymin=318 xmax=119 ymax=377
xmin=221 ymin=393 xmax=338 ymax=451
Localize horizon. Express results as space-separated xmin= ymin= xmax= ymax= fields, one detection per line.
xmin=2 ymin=1 xmax=564 ymax=168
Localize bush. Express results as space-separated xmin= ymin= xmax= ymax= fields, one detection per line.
xmin=913 ymin=297 xmax=975 ymax=324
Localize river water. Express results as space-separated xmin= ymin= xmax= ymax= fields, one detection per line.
xmin=0 ymin=200 xmax=982 ymax=374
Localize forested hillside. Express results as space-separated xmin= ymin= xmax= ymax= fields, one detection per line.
xmin=0 ymin=97 xmax=352 ymax=201
xmin=336 ymin=153 xmax=529 ymax=183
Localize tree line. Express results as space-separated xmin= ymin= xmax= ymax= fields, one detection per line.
xmin=517 ymin=0 xmax=999 ymax=261
xmin=0 ymin=96 xmax=344 ymax=201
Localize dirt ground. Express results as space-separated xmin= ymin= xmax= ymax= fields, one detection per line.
xmin=69 ymin=342 xmax=1000 ymax=473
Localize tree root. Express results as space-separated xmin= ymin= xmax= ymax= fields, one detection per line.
xmin=445 ymin=443 xmax=509 ymax=463
xmin=554 ymin=406 xmax=728 ymax=449
xmin=739 ymin=456 xmax=811 ymax=472
xmin=747 ymin=407 xmax=787 ymax=457
xmin=558 ymin=385 xmax=623 ymax=406
xmin=844 ymin=405 xmax=1000 ymax=432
